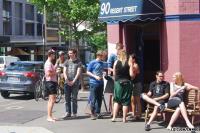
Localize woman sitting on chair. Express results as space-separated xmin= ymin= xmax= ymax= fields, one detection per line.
xmin=166 ymin=72 xmax=199 ymax=131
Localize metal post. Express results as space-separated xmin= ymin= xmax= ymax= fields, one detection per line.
xmin=43 ymin=5 xmax=47 ymax=63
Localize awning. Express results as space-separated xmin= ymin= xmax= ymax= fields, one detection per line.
xmin=7 ymin=48 xmax=30 ymax=55
xmin=98 ymin=0 xmax=164 ymax=23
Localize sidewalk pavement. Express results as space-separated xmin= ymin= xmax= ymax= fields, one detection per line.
xmin=0 ymin=91 xmax=197 ymax=133
xmin=0 ymin=126 xmax=53 ymax=133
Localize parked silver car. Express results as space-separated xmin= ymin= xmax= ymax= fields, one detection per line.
xmin=0 ymin=61 xmax=43 ymax=98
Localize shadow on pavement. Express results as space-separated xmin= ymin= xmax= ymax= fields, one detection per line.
xmin=7 ymin=94 xmax=33 ymax=100
xmin=56 ymin=115 xmax=91 ymax=121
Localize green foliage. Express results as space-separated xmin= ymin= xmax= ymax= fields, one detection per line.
xmin=29 ymin=0 xmax=106 ymax=51
xmin=87 ymin=32 xmax=107 ymax=52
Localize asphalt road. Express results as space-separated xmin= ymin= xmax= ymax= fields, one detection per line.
xmin=0 ymin=92 xmax=199 ymax=133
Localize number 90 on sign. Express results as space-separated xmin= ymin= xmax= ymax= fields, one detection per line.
xmin=100 ymin=2 xmax=110 ymax=15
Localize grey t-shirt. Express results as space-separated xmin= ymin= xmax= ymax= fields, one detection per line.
xmin=64 ymin=59 xmax=82 ymax=81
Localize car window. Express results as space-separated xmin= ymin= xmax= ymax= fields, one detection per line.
xmin=6 ymin=63 xmax=41 ymax=71
xmin=0 ymin=57 xmax=4 ymax=64
xmin=34 ymin=64 xmax=43 ymax=70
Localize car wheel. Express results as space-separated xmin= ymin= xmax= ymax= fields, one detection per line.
xmin=1 ymin=91 xmax=10 ymax=98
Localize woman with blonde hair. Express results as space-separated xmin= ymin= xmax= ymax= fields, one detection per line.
xmin=111 ymin=50 xmax=134 ymax=123
xmin=166 ymin=72 xmax=199 ymax=131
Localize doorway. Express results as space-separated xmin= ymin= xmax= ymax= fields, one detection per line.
xmin=125 ymin=22 xmax=161 ymax=89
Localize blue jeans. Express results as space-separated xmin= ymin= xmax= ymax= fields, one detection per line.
xmin=64 ymin=83 xmax=79 ymax=114
xmin=89 ymin=83 xmax=104 ymax=114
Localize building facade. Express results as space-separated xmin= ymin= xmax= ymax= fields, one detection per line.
xmin=99 ymin=0 xmax=200 ymax=87
xmin=0 ymin=0 xmax=43 ymax=60
xmin=0 ymin=0 xmax=66 ymax=61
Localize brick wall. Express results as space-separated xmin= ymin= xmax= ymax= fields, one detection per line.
xmin=163 ymin=1 xmax=200 ymax=86
xmin=164 ymin=0 xmax=200 ymax=15
xmin=180 ymin=21 xmax=200 ymax=85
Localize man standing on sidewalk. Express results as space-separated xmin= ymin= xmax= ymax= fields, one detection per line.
xmin=87 ymin=50 xmax=104 ymax=120
xmin=63 ymin=48 xmax=82 ymax=119
xmin=44 ymin=49 xmax=57 ymax=122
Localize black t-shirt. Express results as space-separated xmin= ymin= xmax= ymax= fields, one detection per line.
xmin=149 ymin=81 xmax=170 ymax=98
xmin=114 ymin=60 xmax=130 ymax=81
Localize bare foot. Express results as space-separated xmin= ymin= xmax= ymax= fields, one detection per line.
xmin=52 ymin=117 xmax=57 ymax=120
xmin=47 ymin=118 xmax=56 ymax=122
xmin=111 ymin=118 xmax=116 ymax=122
xmin=122 ymin=118 xmax=127 ymax=123
xmin=166 ymin=126 xmax=172 ymax=130
xmin=186 ymin=122 xmax=194 ymax=129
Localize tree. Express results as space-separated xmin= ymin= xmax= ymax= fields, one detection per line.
xmin=87 ymin=32 xmax=107 ymax=52
xmin=30 ymin=0 xmax=106 ymax=53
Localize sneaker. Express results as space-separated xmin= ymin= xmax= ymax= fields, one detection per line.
xmin=91 ymin=114 xmax=97 ymax=120
xmin=96 ymin=114 xmax=103 ymax=119
xmin=72 ymin=114 xmax=77 ymax=118
xmin=63 ymin=113 xmax=71 ymax=119
xmin=145 ymin=124 xmax=151 ymax=131
xmin=159 ymin=104 xmax=165 ymax=112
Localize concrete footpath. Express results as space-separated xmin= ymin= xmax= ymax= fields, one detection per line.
xmin=0 ymin=126 xmax=53 ymax=133
xmin=0 ymin=91 xmax=199 ymax=133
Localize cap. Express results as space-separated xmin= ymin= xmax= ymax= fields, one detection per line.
xmin=58 ymin=51 xmax=65 ymax=56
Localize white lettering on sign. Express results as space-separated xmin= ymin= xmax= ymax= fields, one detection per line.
xmin=100 ymin=2 xmax=110 ymax=15
xmin=110 ymin=7 xmax=123 ymax=14
xmin=100 ymin=2 xmax=138 ymax=16
xmin=123 ymin=6 xmax=137 ymax=13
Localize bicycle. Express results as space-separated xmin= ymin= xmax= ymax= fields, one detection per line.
xmin=55 ymin=67 xmax=65 ymax=103
xmin=34 ymin=76 xmax=47 ymax=101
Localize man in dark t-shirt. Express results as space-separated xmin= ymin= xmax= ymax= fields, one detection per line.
xmin=63 ymin=48 xmax=82 ymax=119
xmin=141 ymin=71 xmax=170 ymax=131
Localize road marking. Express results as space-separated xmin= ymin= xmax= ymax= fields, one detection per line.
xmin=6 ymin=106 xmax=24 ymax=110
xmin=0 ymin=101 xmax=26 ymax=107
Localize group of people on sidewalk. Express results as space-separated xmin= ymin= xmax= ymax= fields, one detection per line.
xmin=43 ymin=44 xmax=199 ymax=133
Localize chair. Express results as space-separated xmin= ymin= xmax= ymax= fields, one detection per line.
xmin=144 ymin=89 xmax=200 ymax=125
xmin=185 ymin=89 xmax=200 ymax=124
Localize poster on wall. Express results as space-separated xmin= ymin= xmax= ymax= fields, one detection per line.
xmin=108 ymin=42 xmax=116 ymax=57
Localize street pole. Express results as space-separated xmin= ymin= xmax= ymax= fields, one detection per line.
xmin=43 ymin=4 xmax=47 ymax=63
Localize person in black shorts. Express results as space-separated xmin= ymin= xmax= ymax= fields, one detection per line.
xmin=44 ymin=49 xmax=58 ymax=122
xmin=141 ymin=71 xmax=170 ymax=131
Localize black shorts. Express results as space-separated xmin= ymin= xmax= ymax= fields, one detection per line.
xmin=45 ymin=81 xmax=57 ymax=95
